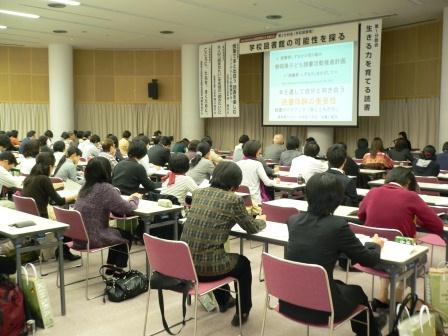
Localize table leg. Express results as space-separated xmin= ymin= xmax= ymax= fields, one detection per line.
xmin=15 ymin=239 xmax=22 ymax=288
xmin=239 ymin=238 xmax=243 ymax=255
xmin=173 ymin=213 xmax=179 ymax=240
xmin=388 ymin=273 xmax=397 ymax=333
xmin=144 ymin=218 xmax=151 ymax=276
xmin=57 ymin=233 xmax=66 ymax=315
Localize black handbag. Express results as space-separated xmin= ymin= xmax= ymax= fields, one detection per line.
xmin=150 ymin=271 xmax=192 ymax=335
xmin=100 ymin=265 xmax=149 ymax=303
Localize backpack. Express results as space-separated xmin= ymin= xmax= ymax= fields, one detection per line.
xmin=0 ymin=277 xmax=25 ymax=336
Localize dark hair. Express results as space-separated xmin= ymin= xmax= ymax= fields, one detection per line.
xmin=422 ymin=145 xmax=436 ymax=160
xmin=38 ymin=135 xmax=48 ymax=147
xmin=0 ymin=134 xmax=12 ymax=150
xmin=385 ymin=167 xmax=417 ymax=191
xmin=84 ymin=131 xmax=92 ymax=138
xmin=370 ymin=137 xmax=385 ymax=158
xmin=107 ymin=134 xmax=119 ymax=148
xmin=101 ymin=138 xmax=115 ymax=152
xmin=286 ymin=136 xmax=300 ymax=150
xmin=153 ymin=136 xmax=160 ymax=145
xmin=305 ymin=137 xmax=316 ymax=144
xmin=159 ymin=136 xmax=172 ymax=146
xmin=306 ymin=173 xmax=344 ymax=217
xmin=0 ymin=151 xmax=17 ymax=165
xmin=53 ymin=141 xmax=65 ymax=153
xmin=399 ymin=131 xmax=408 ymax=140
xmin=190 ymin=142 xmax=211 ymax=168
xmin=242 ymin=140 xmax=261 ymax=158
xmin=127 ymin=140 xmax=147 ymax=160
xmin=23 ymin=140 xmax=40 ymax=158
xmin=153 ymin=130 xmax=162 ymax=137
xmin=201 ymin=136 xmax=213 ymax=147
xmin=210 ymin=161 xmax=242 ymax=191
xmin=122 ymin=130 xmax=131 ymax=138
xmin=9 ymin=130 xmax=18 ymax=138
xmin=44 ymin=130 xmax=53 ymax=138
xmin=26 ymin=130 xmax=36 ymax=138
xmin=60 ymin=131 xmax=69 ymax=140
xmin=357 ymin=138 xmax=368 ymax=149
xmin=135 ymin=135 xmax=150 ymax=146
xmin=26 ymin=152 xmax=55 ymax=179
xmin=188 ymin=140 xmax=200 ymax=152
xmin=394 ymin=138 xmax=407 ymax=152
xmin=76 ymin=130 xmax=84 ymax=139
xmin=90 ymin=134 xmax=100 ymax=144
xmin=181 ymin=138 xmax=189 ymax=144
xmin=137 ymin=133 xmax=144 ymax=137
xmin=239 ymin=134 xmax=250 ymax=144
xmin=326 ymin=144 xmax=347 ymax=168
xmin=443 ymin=141 xmax=448 ymax=152
xmin=79 ymin=157 xmax=112 ymax=198
xmin=304 ymin=142 xmax=320 ymax=157
xmin=54 ymin=146 xmax=82 ymax=175
xmin=169 ymin=153 xmax=190 ymax=174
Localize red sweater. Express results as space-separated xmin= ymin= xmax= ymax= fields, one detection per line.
xmin=358 ymin=183 xmax=443 ymax=238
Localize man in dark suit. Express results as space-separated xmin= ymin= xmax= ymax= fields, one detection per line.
xmin=147 ymin=136 xmax=171 ymax=166
xmin=325 ymin=144 xmax=359 ymax=206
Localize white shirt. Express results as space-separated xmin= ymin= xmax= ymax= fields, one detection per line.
xmin=20 ymin=157 xmax=36 ymax=175
xmin=82 ymin=142 xmax=100 ymax=159
xmin=236 ymin=159 xmax=276 ymax=204
xmin=78 ymin=139 xmax=89 ymax=153
xmin=160 ymin=175 xmax=198 ymax=203
xmin=138 ymin=154 xmax=158 ymax=176
xmin=54 ymin=151 xmax=65 ymax=168
xmin=289 ymin=155 xmax=328 ymax=182
xmin=0 ymin=166 xmax=23 ymax=193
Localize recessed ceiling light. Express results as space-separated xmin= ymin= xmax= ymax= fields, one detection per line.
xmin=0 ymin=9 xmax=40 ymax=19
xmin=48 ymin=0 xmax=80 ymax=5
xmin=0 ymin=25 xmax=7 ymax=29
xmin=160 ymin=30 xmax=174 ymax=34
xmin=53 ymin=29 xmax=67 ymax=34
xmin=48 ymin=3 xmax=66 ymax=8
xmin=266 ymin=14 xmax=282 ymax=20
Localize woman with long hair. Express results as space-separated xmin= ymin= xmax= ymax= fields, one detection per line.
xmin=361 ymin=137 xmax=393 ymax=169
xmin=186 ymin=141 xmax=215 ymax=185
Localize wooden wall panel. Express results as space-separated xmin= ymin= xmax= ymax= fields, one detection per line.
xmin=9 ymin=47 xmax=31 ymax=74
xmin=95 ymin=76 xmax=115 ymax=101
xmin=10 ymin=75 xmax=31 ymax=101
xmin=114 ymin=77 xmax=135 ymax=101
xmin=114 ymin=51 xmax=135 ymax=76
xmin=74 ymin=50 xmax=94 ymax=75
xmin=0 ymin=75 xmax=9 ymax=100
xmin=75 ymin=76 xmax=95 ymax=101
xmin=31 ymin=49 xmax=48 ymax=75
xmin=135 ymin=51 xmax=154 ymax=75
xmin=94 ymin=50 xmax=114 ymax=76
xmin=0 ymin=48 xmax=8 ymax=73
xmin=31 ymin=76 xmax=49 ymax=102
xmin=154 ymin=50 xmax=174 ymax=76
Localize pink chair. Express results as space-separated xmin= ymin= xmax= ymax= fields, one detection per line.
xmin=348 ymin=223 xmax=403 ymax=298
xmin=278 ymin=176 xmax=305 ymax=199
xmin=12 ymin=194 xmax=40 ymax=216
xmin=416 ymin=176 xmax=441 ymax=196
xmin=279 ymin=166 xmax=290 ymax=172
xmin=279 ymin=175 xmax=297 ymax=183
xmin=50 ymin=177 xmax=64 ymax=183
xmin=53 ymin=206 xmax=130 ymax=300
xmin=417 ymin=206 xmax=448 ymax=265
xmin=354 ymin=159 xmax=363 ymax=164
xmin=237 ymin=185 xmax=253 ymax=207
xmin=143 ymin=234 xmax=242 ymax=336
xmin=261 ymin=203 xmax=299 ymax=224
xmin=261 ymin=252 xmax=369 ymax=336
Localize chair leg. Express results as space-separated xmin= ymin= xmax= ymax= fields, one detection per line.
xmin=371 ymin=276 xmax=375 ymax=299
xmin=85 ymin=252 xmax=90 ymax=300
xmin=345 ymin=259 xmax=350 ymax=283
xmin=259 ymin=243 xmax=268 ymax=282
xmin=306 ymin=326 xmax=310 ymax=336
xmin=193 ymin=293 xmax=199 ymax=336
xmin=260 ymin=294 xmax=268 ymax=336
xmin=142 ymin=289 xmax=151 ymax=336
xmin=366 ymin=306 xmax=370 ymax=336
xmin=430 ymin=246 xmax=434 ymax=267
xmin=236 ymin=280 xmax=243 ymax=336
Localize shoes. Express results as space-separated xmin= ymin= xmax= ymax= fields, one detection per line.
xmin=374 ymin=310 xmax=388 ymax=332
xmin=219 ymin=296 xmax=236 ymax=313
xmin=231 ymin=312 xmax=249 ymax=327
xmin=55 ymin=246 xmax=81 ymax=261
xmin=371 ymin=299 xmax=389 ymax=312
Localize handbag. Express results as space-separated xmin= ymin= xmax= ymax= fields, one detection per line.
xmin=149 ymin=271 xmax=192 ymax=335
xmin=100 ymin=265 xmax=149 ymax=303
xmin=398 ymin=305 xmax=436 ymax=336
xmin=0 ymin=275 xmax=25 ymax=336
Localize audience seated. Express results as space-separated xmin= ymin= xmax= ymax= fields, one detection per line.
xmin=412 ymin=145 xmax=440 ymax=177
xmin=289 ymin=142 xmax=328 ymax=182
xmin=82 ymin=134 xmax=101 ymax=159
xmin=264 ymin=134 xmax=285 ymax=162
xmin=20 ymin=139 xmax=40 ymax=175
xmin=147 ymin=135 xmax=171 ymax=166
xmin=388 ymin=138 xmax=413 ymax=162
xmin=361 ymin=137 xmax=393 ymax=169
xmin=233 ymin=134 xmax=250 ymax=162
xmin=0 ymin=134 xmax=13 ymax=152
xmin=187 ymin=141 xmax=215 ymax=185
xmin=44 ymin=130 xmax=54 ymax=149
xmin=78 ymin=130 xmax=91 ymax=153
xmin=337 ymin=142 xmax=360 ymax=178
xmin=185 ymin=140 xmax=200 ymax=160
xmin=54 ymin=147 xmax=84 ymax=184
xmin=107 ymin=134 xmax=124 ymax=162
xmin=0 ymin=151 xmax=22 ymax=208
xmin=355 ymin=137 xmax=369 ymax=159
xmin=279 ymin=136 xmax=301 ymax=166
xmin=201 ymin=136 xmax=222 ymax=165
xmin=398 ymin=131 xmax=412 ymax=151
xmin=8 ymin=130 xmax=20 ymax=150
xmin=52 ymin=140 xmax=66 ymax=168
xmin=119 ymin=130 xmax=131 ymax=156
xmin=172 ymin=138 xmax=189 ymax=153
xmin=98 ymin=138 xmax=118 ymax=170
xmin=19 ymin=130 xmax=36 ymax=154
xmin=38 ymin=135 xmax=52 ymax=153
xmin=437 ymin=141 xmax=448 ymax=170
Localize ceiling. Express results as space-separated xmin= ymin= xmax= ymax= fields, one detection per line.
xmin=0 ymin=0 xmax=447 ymax=49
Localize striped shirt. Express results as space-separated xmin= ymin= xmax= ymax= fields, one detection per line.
xmin=160 ymin=175 xmax=198 ymax=203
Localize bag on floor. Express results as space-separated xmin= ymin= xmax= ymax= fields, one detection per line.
xmin=398 ymin=305 xmax=436 ymax=336
xmin=0 ymin=275 xmax=25 ymax=336
xmin=426 ymin=267 xmax=448 ymax=323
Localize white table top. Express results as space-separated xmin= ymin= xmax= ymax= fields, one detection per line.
xmin=121 ymin=196 xmax=183 ymax=215
xmin=273 ymin=181 xmax=305 ymax=191
xmin=357 ymin=188 xmax=448 ymax=206
xmin=359 ymin=168 xmax=386 ymax=175
xmin=56 ymin=180 xmax=82 ymax=198
xmin=369 ymin=179 xmax=448 ymax=192
xmin=438 ymin=173 xmax=448 ymax=180
xmin=151 ymin=169 xmax=170 ymax=177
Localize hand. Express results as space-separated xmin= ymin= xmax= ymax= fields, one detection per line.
xmin=273 ymin=165 xmax=280 ymax=173
xmin=372 ymin=234 xmax=385 ymax=249
xmin=274 ymin=177 xmax=281 ymax=184
xmin=53 ymin=182 xmax=64 ymax=191
xmin=256 ymin=214 xmax=267 ymax=221
xmin=130 ymin=193 xmax=143 ymax=199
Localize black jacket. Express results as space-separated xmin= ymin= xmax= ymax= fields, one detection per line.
xmin=147 ymin=144 xmax=171 ymax=166
xmin=112 ymin=159 xmax=161 ymax=195
xmin=325 ymin=168 xmax=359 ymax=206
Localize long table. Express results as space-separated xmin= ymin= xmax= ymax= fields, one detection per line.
xmin=357 ymin=188 xmax=448 ymax=206
xmin=369 ymin=179 xmax=448 ymax=193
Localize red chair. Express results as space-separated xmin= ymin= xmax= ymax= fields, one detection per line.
xmin=261 ymin=252 xmax=369 ymax=336
xmin=416 ymin=176 xmax=441 ymax=196
xmin=261 ymin=203 xmax=299 ymax=224
xmin=279 ymin=166 xmax=290 ymax=172
xmin=12 ymin=194 xmax=39 ymax=216
xmin=53 ymin=207 xmax=130 ymax=300
xmin=142 ymin=234 xmax=242 ymax=336
xmin=417 ymin=206 xmax=448 ymax=265
xmin=348 ymin=223 xmax=403 ymax=298
xmin=237 ymin=185 xmax=253 ymax=207
xmin=354 ymin=159 xmax=363 ymax=164
xmin=279 ymin=175 xmax=296 ymax=183
xmin=278 ymin=175 xmax=304 ymax=199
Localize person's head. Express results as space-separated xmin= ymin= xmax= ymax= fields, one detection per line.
xmin=135 ymin=135 xmax=150 ymax=147
xmin=90 ymin=134 xmax=100 ymax=144
xmin=153 ymin=130 xmax=162 ymax=137
xmin=159 ymin=136 xmax=172 ymax=148
xmin=370 ymin=137 xmax=385 ymax=157
xmin=422 ymin=145 xmax=436 ymax=161
xmin=385 ymin=167 xmax=417 ymax=191
xmin=53 ymin=141 xmax=65 ymax=153
xmin=122 ymin=130 xmax=131 ymax=139
xmin=210 ymin=161 xmax=243 ymax=191
xmin=190 ymin=141 xmax=211 ymax=167
xmin=68 ymin=131 xmax=75 ymax=140
xmin=169 ymin=153 xmax=190 ymax=174
xmin=306 ymin=173 xmax=344 ymax=217
xmin=79 ymin=157 xmax=112 ymax=198
xmin=443 ymin=142 xmax=448 ymax=152
xmin=153 ymin=136 xmax=160 ymax=145
xmin=286 ymin=136 xmax=300 ymax=151
xmin=76 ymin=130 xmax=83 ymax=139
xmin=26 ymin=130 xmax=36 ymax=139
xmin=23 ymin=140 xmax=40 ymax=158
xmin=243 ymin=140 xmax=262 ymax=158
xmin=238 ymin=134 xmax=249 ymax=145
xmin=66 ymin=146 xmax=82 ymax=164
xmin=108 ymin=134 xmax=119 ymax=149
xmin=84 ymin=131 xmax=91 ymax=139
xmin=201 ymin=136 xmax=213 ymax=147
xmin=304 ymin=142 xmax=320 ymax=158
xmin=38 ymin=135 xmax=48 ymax=147
xmin=9 ymin=130 xmax=18 ymax=138
xmin=187 ymin=140 xmax=200 ymax=152
xmin=398 ymin=131 xmax=408 ymax=140
xmin=29 ymin=152 xmax=55 ymax=177
xmin=357 ymin=138 xmax=368 ymax=149
xmin=127 ymin=140 xmax=147 ymax=160
xmin=326 ymin=144 xmax=347 ymax=169
xmin=44 ymin=130 xmax=53 ymax=139
xmin=0 ymin=134 xmax=12 ymax=151
xmin=305 ymin=137 xmax=316 ymax=144
xmin=394 ymin=138 xmax=407 ymax=152
xmin=101 ymin=138 xmax=116 ymax=155
xmin=0 ymin=151 xmax=17 ymax=171
xmin=180 ymin=138 xmax=189 ymax=145
xmin=273 ymin=134 xmax=284 ymax=145
xmin=60 ymin=131 xmax=69 ymax=140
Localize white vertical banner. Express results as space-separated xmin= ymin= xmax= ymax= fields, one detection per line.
xmin=199 ymin=44 xmax=212 ymax=118
xmin=212 ymin=42 xmax=226 ymax=117
xmin=359 ymin=19 xmax=382 ymax=116
xmin=225 ymin=39 xmax=240 ymax=117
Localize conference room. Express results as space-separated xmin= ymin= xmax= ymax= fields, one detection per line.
xmin=1 ymin=0 xmax=448 ymax=335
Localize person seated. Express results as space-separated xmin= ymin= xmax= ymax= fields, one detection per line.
xmin=74 ymin=157 xmax=141 ymax=271
xmin=19 ymin=130 xmax=36 ymax=154
xmin=361 ymin=137 xmax=393 ymax=169
xmin=81 ymin=134 xmax=101 ymax=159
xmin=412 ymin=145 xmax=440 ymax=177
xmin=181 ymin=161 xmax=266 ymax=326
xmin=20 ymin=139 xmax=40 ymax=175
xmin=280 ymin=173 xmax=384 ymax=336
xmin=147 ymin=135 xmax=171 ymax=167
xmin=0 ymin=151 xmax=23 ymax=208
xmin=279 ymin=136 xmax=301 ymax=166
xmin=119 ymin=130 xmax=131 ymax=156
xmin=8 ymin=130 xmax=20 ymax=150
xmin=112 ymin=140 xmax=161 ymax=196
xmin=38 ymin=135 xmax=52 ymax=153
xmin=107 ymin=134 xmax=124 ymax=162
xmin=337 ymin=142 xmax=360 ymax=178
xmin=187 ymin=141 xmax=215 ymax=185
xmin=233 ymin=134 xmax=250 ymax=162
xmin=52 ymin=140 xmax=66 ymax=168
xmin=78 ymin=130 xmax=91 ymax=153
xmin=325 ymin=144 xmax=358 ymax=206
xmin=0 ymin=134 xmax=14 ymax=152
xmin=98 ymin=138 xmax=118 ymax=170
xmin=437 ymin=141 xmax=448 ymax=170
xmin=388 ymin=138 xmax=413 ymax=162
xmin=160 ymin=153 xmax=198 ymax=204
xmin=236 ymin=140 xmax=278 ymax=204
xmin=358 ymin=167 xmax=443 ymax=309
xmin=186 ymin=140 xmax=199 ymax=160
xmin=44 ymin=130 xmax=54 ymax=149
xmin=264 ymin=134 xmax=286 ymax=162
xmin=172 ymin=138 xmax=189 ymax=153
xmin=54 ymin=146 xmax=84 ymax=184
xmin=289 ymin=142 xmax=328 ymax=182
xmin=355 ymin=138 xmax=369 ymax=159
xmin=398 ymin=131 xmax=412 ymax=151
xmin=201 ymin=136 xmax=222 ymax=165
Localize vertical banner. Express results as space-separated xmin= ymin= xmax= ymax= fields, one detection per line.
xmin=212 ymin=42 xmax=226 ymax=117
xmin=199 ymin=44 xmax=212 ymax=118
xmin=225 ymin=39 xmax=240 ymax=117
xmin=359 ymin=19 xmax=382 ymax=116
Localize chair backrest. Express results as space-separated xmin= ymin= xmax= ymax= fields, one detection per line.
xmin=349 ymin=222 xmax=402 ymax=241
xmin=279 ymin=166 xmax=290 ymax=172
xmin=279 ymin=175 xmax=297 ymax=183
xmin=143 ymin=234 xmax=197 ymax=282
xmin=416 ymin=176 xmax=439 ymax=183
xmin=262 ymin=253 xmax=332 ymax=313
xmin=53 ymin=207 xmax=89 ymax=243
xmin=12 ymin=194 xmax=40 ymax=216
xmin=237 ymin=185 xmax=253 ymax=207
xmin=429 ymin=205 xmax=448 ymax=215
xmin=353 ymin=158 xmax=362 ymax=164
xmin=50 ymin=177 xmax=64 ymax=183
xmin=261 ymin=203 xmax=299 ymax=224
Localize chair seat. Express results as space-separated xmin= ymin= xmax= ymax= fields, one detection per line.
xmin=418 ymin=234 xmax=446 ymax=247
xmin=189 ymin=276 xmax=236 ymax=296
xmin=109 ymin=213 xmax=139 ymax=220
xmin=274 ymin=304 xmax=368 ymax=328
xmin=71 ymin=245 xmax=113 ymax=253
xmin=353 ymin=264 xmax=389 ymax=278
